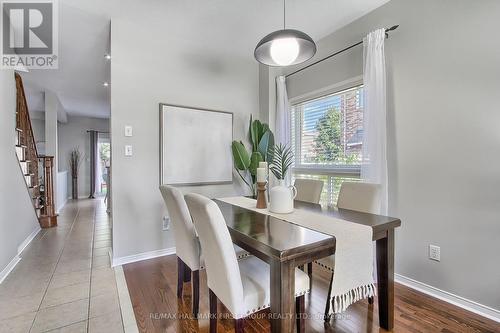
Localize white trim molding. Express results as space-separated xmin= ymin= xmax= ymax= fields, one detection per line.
xmin=0 ymin=255 xmax=21 ymax=284
xmin=17 ymin=227 xmax=41 ymax=254
xmin=1 ymin=227 xmax=42 ymax=284
xmin=395 ymin=274 xmax=500 ymax=323
xmin=56 ymin=198 xmax=68 ymax=214
xmin=112 ymin=247 xmax=176 ymax=267
xmin=114 ymin=265 xmax=139 ymax=333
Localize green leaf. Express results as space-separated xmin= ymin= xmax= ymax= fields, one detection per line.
xmin=250 ymin=119 xmax=263 ymax=152
xmin=231 ymin=141 xmax=250 ymax=170
xmin=258 ymin=130 xmax=274 ymax=162
xmin=269 ymin=143 xmax=294 ymax=180
xmin=260 ymin=124 xmax=270 ymax=142
xmin=249 ymin=151 xmax=263 ymax=176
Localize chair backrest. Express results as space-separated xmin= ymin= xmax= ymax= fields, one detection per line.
xmin=185 ymin=193 xmax=243 ymax=316
xmin=294 ymin=178 xmax=324 ymax=204
xmin=337 ymin=182 xmax=381 ymax=214
xmin=159 ymin=185 xmax=200 ymax=270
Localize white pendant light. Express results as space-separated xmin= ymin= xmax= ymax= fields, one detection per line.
xmin=255 ymin=0 xmax=316 ymax=67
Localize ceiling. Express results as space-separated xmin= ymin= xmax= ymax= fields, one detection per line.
xmin=21 ymin=0 xmax=390 ymax=119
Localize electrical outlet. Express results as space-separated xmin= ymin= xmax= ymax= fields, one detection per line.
xmin=429 ymin=245 xmax=440 ymax=261
xmin=162 ymin=216 xmax=170 ymax=231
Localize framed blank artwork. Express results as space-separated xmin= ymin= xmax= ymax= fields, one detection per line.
xmin=159 ymin=103 xmax=233 ymax=186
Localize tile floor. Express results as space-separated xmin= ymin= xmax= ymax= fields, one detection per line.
xmin=0 ymin=199 xmax=127 ymax=333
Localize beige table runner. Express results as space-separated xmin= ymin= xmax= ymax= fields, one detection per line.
xmin=218 ymin=196 xmax=375 ymax=313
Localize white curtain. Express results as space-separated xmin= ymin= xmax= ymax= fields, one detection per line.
xmin=275 ymin=76 xmax=292 ymax=185
xmin=362 ymin=29 xmax=388 ymax=215
xmin=276 ymin=76 xmax=291 ymax=145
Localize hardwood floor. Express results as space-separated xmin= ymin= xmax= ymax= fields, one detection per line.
xmin=123 ymin=255 xmax=500 ymax=333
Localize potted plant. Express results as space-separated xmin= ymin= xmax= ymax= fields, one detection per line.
xmin=232 ymin=116 xmax=274 ymax=195
xmin=268 ymin=143 xmax=296 ymax=213
xmin=69 ymin=148 xmax=83 ymax=200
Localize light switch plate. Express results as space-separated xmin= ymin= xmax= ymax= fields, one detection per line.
xmin=125 ymin=125 xmax=133 ymax=137
xmin=125 ymin=145 xmax=133 ymax=156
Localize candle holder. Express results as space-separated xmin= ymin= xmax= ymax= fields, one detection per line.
xmin=256 ymin=181 xmax=267 ymax=209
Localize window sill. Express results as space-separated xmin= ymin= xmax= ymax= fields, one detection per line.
xmin=292 ymin=166 xmax=361 ymax=177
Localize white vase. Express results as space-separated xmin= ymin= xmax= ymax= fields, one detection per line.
xmin=269 ymin=180 xmax=297 ymax=214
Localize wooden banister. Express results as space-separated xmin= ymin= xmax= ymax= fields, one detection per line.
xmin=39 ymin=156 xmax=57 ymax=228
xmin=15 ymin=72 xmax=57 ymax=228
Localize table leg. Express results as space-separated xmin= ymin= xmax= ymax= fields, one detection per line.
xmin=376 ymin=229 xmax=394 ymax=330
xmin=270 ymin=259 xmax=295 ymax=333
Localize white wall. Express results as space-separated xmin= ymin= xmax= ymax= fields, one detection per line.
xmin=0 ymin=70 xmax=40 ymax=280
xmin=56 ymin=171 xmax=68 ymax=213
xmin=110 ymin=2 xmax=259 ymax=260
xmin=31 ymin=118 xmax=45 ymax=142
xmin=268 ymin=0 xmax=500 ymax=311
xmin=58 ymin=115 xmax=109 ymax=198
xmin=45 ymin=91 xmax=59 ymax=206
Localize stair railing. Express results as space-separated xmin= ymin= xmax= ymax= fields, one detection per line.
xmin=15 ymin=72 xmax=57 ymax=228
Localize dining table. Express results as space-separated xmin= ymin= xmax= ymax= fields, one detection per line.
xmin=215 ymin=198 xmax=401 ymax=333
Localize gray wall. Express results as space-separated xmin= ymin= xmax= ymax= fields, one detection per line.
xmin=31 ymin=118 xmax=45 ymax=144
xmin=58 ymin=115 xmax=109 ymax=198
xmin=0 ymin=70 xmax=40 ymax=276
xmin=110 ymin=3 xmax=259 ymax=259
xmin=45 ymin=91 xmax=60 ymax=205
xmin=270 ymin=0 xmax=500 ymax=310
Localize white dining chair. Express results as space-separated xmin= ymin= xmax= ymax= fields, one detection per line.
xmin=185 ymin=193 xmax=310 ymax=333
xmin=315 ymin=181 xmax=381 ymax=320
xmin=159 ymin=186 xmax=250 ymax=317
xmin=294 ymin=178 xmax=324 ymax=204
xmin=294 ymin=178 xmax=324 ymax=282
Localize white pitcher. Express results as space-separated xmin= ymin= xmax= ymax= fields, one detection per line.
xmin=269 ymin=180 xmax=297 ymax=214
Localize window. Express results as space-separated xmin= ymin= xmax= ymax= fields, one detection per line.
xmin=291 ymin=85 xmax=363 ymax=206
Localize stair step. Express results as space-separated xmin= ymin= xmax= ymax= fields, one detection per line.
xmin=15 ymin=144 xmax=27 ymax=148
xmin=24 ymin=173 xmax=35 ymax=177
xmin=15 ymin=128 xmax=22 ymax=132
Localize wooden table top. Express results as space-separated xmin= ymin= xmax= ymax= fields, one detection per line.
xmin=293 ymin=200 xmax=401 ymax=239
xmin=215 ymin=199 xmax=336 ymax=263
xmin=214 ymin=199 xmax=401 ymax=263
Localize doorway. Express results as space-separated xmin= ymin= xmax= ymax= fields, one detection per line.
xmin=96 ymin=134 xmax=110 ymax=197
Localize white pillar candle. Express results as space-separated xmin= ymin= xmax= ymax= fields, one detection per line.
xmin=256 ymin=167 xmax=266 ymax=183
xmin=258 ymin=161 xmax=268 ymax=169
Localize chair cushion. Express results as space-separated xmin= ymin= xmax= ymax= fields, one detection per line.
xmin=233 ymin=256 xmax=310 ymax=318
xmin=314 ymin=255 xmax=335 ymax=272
xmin=200 ymin=244 xmax=250 ymax=270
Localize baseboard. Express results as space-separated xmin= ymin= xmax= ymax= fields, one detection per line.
xmin=56 ymin=198 xmax=68 ymax=214
xmin=114 ymin=265 xmax=139 ymax=332
xmin=1 ymin=227 xmax=41 ymax=284
xmin=0 ymin=255 xmax=21 ymax=284
xmin=395 ymin=274 xmax=500 ymax=323
xmin=112 ymin=247 xmax=176 ymax=267
xmin=108 ymin=247 xmax=113 ymax=264
xmin=17 ymin=227 xmax=41 ymax=255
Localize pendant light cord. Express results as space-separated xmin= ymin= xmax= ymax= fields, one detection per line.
xmin=283 ymin=0 xmax=286 ymax=29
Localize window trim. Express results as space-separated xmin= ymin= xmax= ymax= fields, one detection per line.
xmin=290 ymin=80 xmax=364 ymax=178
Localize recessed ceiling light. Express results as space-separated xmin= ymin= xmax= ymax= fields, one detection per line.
xmin=104 ymin=54 xmax=111 ymax=60
xmin=103 ymin=82 xmax=109 ymax=87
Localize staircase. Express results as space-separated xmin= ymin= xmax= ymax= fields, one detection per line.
xmin=15 ymin=72 xmax=57 ymax=228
